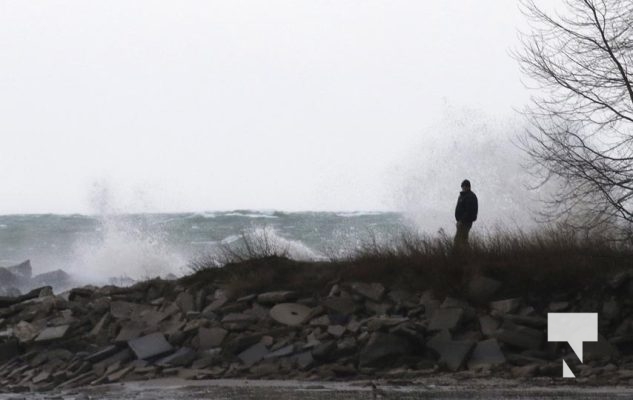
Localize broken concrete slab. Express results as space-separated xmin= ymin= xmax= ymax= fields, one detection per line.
xmin=351 ymin=282 xmax=385 ymax=302
xmin=157 ymin=347 xmax=196 ymax=367
xmin=479 ymin=315 xmax=500 ymax=337
xmin=13 ymin=321 xmax=41 ymax=343
xmin=114 ymin=322 xmax=145 ymax=343
xmin=387 ymin=289 xmax=418 ymax=307
xmin=502 ymin=314 xmax=547 ymax=328
xmin=293 ymin=351 xmax=314 ymax=370
xmin=428 ymin=308 xmax=464 ymax=331
xmin=269 ymin=303 xmax=311 ymax=326
xmin=322 ymin=296 xmax=356 ymax=315
xmin=256 ymin=291 xmax=297 ymax=305
xmin=0 ymin=341 xmax=18 ymax=363
xmin=128 ymin=333 xmax=173 ymax=360
xmin=238 ymin=342 xmax=269 ymax=367
xmin=110 ymin=301 xmax=140 ymax=320
xmin=312 ymin=340 xmax=337 ymax=361
xmin=327 ymin=325 xmax=346 ymax=338
xmin=175 ymin=292 xmax=195 ymax=313
xmin=467 ymin=339 xmax=506 ymax=369
xmin=35 ymin=325 xmax=69 ymax=342
xmin=203 ymin=296 xmax=228 ymax=314
xmin=548 ymin=301 xmax=569 ymax=312
xmin=85 ymin=345 xmax=121 ymax=363
xmin=494 ymin=321 xmax=543 ymax=350
xmin=585 ymin=334 xmax=620 ymax=361
xmin=365 ymin=300 xmax=392 ymax=316
xmin=427 ymin=336 xmax=475 ymax=372
xmin=198 ymin=327 xmax=228 ymax=349
xmin=490 ymin=298 xmax=521 ymax=315
xmin=309 ymin=314 xmax=330 ymax=326
xmin=359 ymin=332 xmax=410 ymax=368
xmin=264 ymin=344 xmax=295 ymax=360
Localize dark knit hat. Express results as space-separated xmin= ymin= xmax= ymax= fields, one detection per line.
xmin=461 ymin=179 xmax=471 ymax=188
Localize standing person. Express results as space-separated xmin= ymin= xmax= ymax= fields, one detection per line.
xmin=454 ymin=179 xmax=478 ymax=249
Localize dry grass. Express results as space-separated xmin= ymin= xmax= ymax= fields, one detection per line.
xmin=181 ymin=225 xmax=633 ymax=301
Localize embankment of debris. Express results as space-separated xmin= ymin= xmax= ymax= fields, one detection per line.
xmin=0 ymin=255 xmax=632 ymax=392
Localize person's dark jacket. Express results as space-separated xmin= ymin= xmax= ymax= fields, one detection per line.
xmin=455 ymin=190 xmax=478 ymax=226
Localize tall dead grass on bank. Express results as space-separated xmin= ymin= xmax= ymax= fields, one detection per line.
xmin=182 ymin=225 xmax=633 ymax=302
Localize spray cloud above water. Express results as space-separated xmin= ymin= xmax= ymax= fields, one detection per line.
xmin=389 ymin=106 xmax=547 ymax=235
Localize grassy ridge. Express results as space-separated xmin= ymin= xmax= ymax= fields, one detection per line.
xmin=182 ymin=227 xmax=633 ymax=304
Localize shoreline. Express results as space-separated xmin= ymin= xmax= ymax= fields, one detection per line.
xmin=1 ymin=245 xmax=633 ymax=395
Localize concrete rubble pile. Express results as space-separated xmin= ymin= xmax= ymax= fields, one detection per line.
xmin=1 ymin=271 xmax=633 ymax=393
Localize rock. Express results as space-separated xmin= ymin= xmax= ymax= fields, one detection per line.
xmin=602 ymin=298 xmax=620 ymax=320
xmin=585 ymin=334 xmax=620 ymax=361
xmin=548 ymin=301 xmax=569 ymax=312
xmin=427 ymin=336 xmax=475 ymax=371
xmin=269 ymin=303 xmax=311 ymax=326
xmin=387 ymin=289 xmax=418 ymax=307
xmin=114 ymin=322 xmax=145 ymax=343
xmin=609 ymin=270 xmax=632 ymax=289
xmin=203 ymin=297 xmax=228 ymax=313
xmin=68 ymin=287 xmax=94 ymax=302
xmin=198 ymin=327 xmax=228 ymax=349
xmin=512 ymin=364 xmax=539 ymax=378
xmin=35 ymin=325 xmax=69 ymax=342
xmin=13 ymin=321 xmax=41 ymax=343
xmin=128 ymin=333 xmax=173 ymax=360
xmin=479 ymin=315 xmax=500 ymax=336
xmin=246 ymin=303 xmax=269 ymax=320
xmin=111 ymin=301 xmax=142 ymax=320
xmin=238 ymin=342 xmax=269 ymax=367
xmin=221 ymin=313 xmax=257 ymax=330
xmin=0 ymin=340 xmax=18 ymax=362
xmin=502 ymin=314 xmax=547 ymax=328
xmin=428 ymin=308 xmax=463 ymax=331
xmin=351 ymin=282 xmax=385 ymax=302
xmin=365 ymin=300 xmax=392 ymax=315
xmin=359 ymin=332 xmax=410 ymax=368
xmin=85 ymin=345 xmax=121 ymax=363
xmin=490 ymin=298 xmax=521 ymax=314
xmin=107 ymin=365 xmax=134 ymax=383
xmin=157 ymin=347 xmax=196 ymax=367
xmin=293 ymin=351 xmax=314 ymax=370
xmin=322 ymin=296 xmax=356 ymax=315
xmin=494 ymin=321 xmax=543 ymax=350
xmin=310 ymin=315 xmax=330 ymax=326
xmin=312 ymin=341 xmax=337 ymax=361
xmin=257 ymin=291 xmax=297 ymax=304
xmin=175 ymin=292 xmax=195 ymax=313
xmin=366 ymin=316 xmax=408 ymax=331
xmin=467 ymin=339 xmax=505 ymax=369
xmin=264 ymin=344 xmax=295 ymax=359
xmin=467 ymin=276 xmax=501 ymax=303
xmin=327 ymin=325 xmax=346 ymax=338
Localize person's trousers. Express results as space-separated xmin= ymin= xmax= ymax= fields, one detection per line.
xmin=454 ymin=221 xmax=472 ymax=249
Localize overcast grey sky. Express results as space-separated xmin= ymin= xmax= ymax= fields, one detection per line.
xmin=0 ymin=1 xmax=530 ymax=214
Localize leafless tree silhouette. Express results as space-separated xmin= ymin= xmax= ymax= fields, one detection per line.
xmin=516 ymin=0 xmax=633 ymax=237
